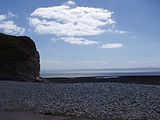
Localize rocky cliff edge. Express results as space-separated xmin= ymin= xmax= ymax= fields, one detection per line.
xmin=0 ymin=33 xmax=40 ymax=81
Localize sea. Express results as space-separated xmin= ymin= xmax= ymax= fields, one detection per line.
xmin=41 ymin=68 xmax=160 ymax=78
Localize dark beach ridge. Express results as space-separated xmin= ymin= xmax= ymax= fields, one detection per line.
xmin=1 ymin=75 xmax=160 ymax=85
xmin=44 ymin=76 xmax=160 ymax=85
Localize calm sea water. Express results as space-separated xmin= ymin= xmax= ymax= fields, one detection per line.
xmin=41 ymin=68 xmax=160 ymax=78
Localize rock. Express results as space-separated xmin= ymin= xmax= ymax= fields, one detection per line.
xmin=0 ymin=33 xmax=40 ymax=81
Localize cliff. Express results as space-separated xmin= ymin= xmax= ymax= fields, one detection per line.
xmin=0 ymin=33 xmax=40 ymax=81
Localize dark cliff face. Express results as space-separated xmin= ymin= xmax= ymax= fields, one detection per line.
xmin=0 ymin=33 xmax=40 ymax=81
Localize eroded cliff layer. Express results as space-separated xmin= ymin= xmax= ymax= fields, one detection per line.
xmin=0 ymin=33 xmax=40 ymax=81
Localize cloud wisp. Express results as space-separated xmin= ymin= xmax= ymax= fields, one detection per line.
xmin=61 ymin=37 xmax=98 ymax=45
xmin=7 ymin=11 xmax=17 ymax=18
xmin=29 ymin=1 xmax=115 ymax=45
xmin=0 ymin=12 xmax=25 ymax=35
xmin=101 ymin=43 xmax=123 ymax=48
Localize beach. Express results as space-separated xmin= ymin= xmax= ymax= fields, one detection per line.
xmin=1 ymin=78 xmax=160 ymax=120
xmin=0 ymin=111 xmax=73 ymax=120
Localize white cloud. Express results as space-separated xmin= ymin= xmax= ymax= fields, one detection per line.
xmin=63 ymin=0 xmax=76 ymax=7
xmin=106 ymin=29 xmax=129 ymax=34
xmin=114 ymin=30 xmax=129 ymax=34
xmin=0 ymin=13 xmax=25 ymax=35
xmin=0 ymin=15 xmax=6 ymax=21
xmin=61 ymin=37 xmax=98 ymax=45
xmin=7 ymin=11 xmax=17 ymax=18
xmin=101 ymin=43 xmax=123 ymax=48
xmin=29 ymin=1 xmax=129 ymax=47
xmin=51 ymin=38 xmax=58 ymax=42
xmin=29 ymin=1 xmax=115 ymax=37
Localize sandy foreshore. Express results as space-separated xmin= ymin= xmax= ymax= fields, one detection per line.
xmin=1 ymin=78 xmax=160 ymax=120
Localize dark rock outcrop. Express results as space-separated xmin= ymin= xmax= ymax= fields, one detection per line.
xmin=0 ymin=33 xmax=40 ymax=81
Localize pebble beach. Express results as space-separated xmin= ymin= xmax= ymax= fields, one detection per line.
xmin=1 ymin=81 xmax=160 ymax=120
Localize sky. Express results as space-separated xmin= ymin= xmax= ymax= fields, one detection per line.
xmin=0 ymin=0 xmax=160 ymax=70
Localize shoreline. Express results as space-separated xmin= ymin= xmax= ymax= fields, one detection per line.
xmin=44 ymin=76 xmax=160 ymax=85
xmin=1 ymin=75 xmax=160 ymax=85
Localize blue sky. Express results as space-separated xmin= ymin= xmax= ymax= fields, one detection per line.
xmin=0 ymin=0 xmax=160 ymax=70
